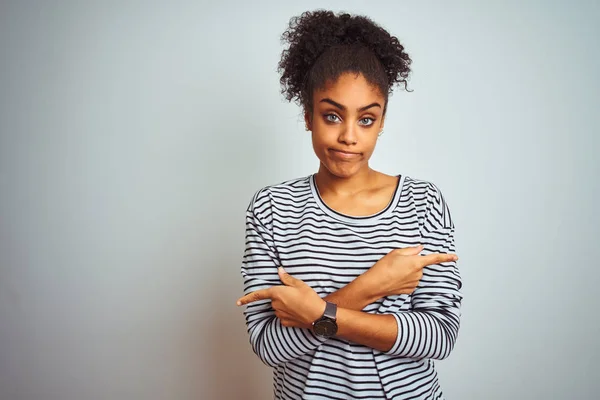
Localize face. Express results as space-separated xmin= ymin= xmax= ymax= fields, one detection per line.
xmin=306 ymin=72 xmax=386 ymax=179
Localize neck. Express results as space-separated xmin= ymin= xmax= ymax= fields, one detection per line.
xmin=315 ymin=165 xmax=376 ymax=196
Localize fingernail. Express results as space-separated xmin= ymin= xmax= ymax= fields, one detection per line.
xmin=236 ymin=300 xmax=242 ymax=306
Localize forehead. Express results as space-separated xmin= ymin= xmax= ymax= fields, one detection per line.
xmin=313 ymin=73 xmax=385 ymax=107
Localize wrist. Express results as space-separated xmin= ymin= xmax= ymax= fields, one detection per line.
xmin=354 ymin=271 xmax=384 ymax=304
xmin=309 ymin=298 xmax=327 ymax=325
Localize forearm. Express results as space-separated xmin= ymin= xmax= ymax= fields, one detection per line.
xmin=335 ymin=308 xmax=398 ymax=352
xmin=334 ymin=306 xmax=460 ymax=359
xmin=322 ymin=272 xmax=452 ymax=355
xmin=324 ymin=272 xmax=380 ymax=311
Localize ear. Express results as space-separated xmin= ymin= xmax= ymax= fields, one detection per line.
xmin=379 ymin=113 xmax=385 ymax=131
xmin=304 ymin=110 xmax=312 ymax=131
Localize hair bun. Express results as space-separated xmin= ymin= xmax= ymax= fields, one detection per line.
xmin=278 ymin=10 xmax=412 ymax=107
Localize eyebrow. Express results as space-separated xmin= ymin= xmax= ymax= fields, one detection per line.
xmin=319 ymin=98 xmax=382 ymax=112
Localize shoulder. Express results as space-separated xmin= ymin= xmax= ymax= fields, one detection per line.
xmin=402 ymin=175 xmax=454 ymax=230
xmin=247 ymin=175 xmax=312 ymax=214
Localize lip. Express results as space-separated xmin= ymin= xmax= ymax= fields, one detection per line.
xmin=329 ymin=148 xmax=361 ymax=159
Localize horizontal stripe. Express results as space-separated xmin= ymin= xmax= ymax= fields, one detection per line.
xmin=241 ymin=174 xmax=462 ymax=399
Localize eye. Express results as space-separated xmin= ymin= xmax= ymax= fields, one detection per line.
xmin=359 ymin=117 xmax=375 ymax=126
xmin=325 ymin=114 xmax=341 ymax=123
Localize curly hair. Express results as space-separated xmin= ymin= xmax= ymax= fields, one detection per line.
xmin=278 ymin=10 xmax=412 ymax=114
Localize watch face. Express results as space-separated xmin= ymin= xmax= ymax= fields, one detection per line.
xmin=314 ymin=319 xmax=338 ymax=338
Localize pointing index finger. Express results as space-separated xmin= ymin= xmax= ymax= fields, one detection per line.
xmin=418 ymin=253 xmax=459 ymax=268
xmin=237 ymin=288 xmax=273 ymax=306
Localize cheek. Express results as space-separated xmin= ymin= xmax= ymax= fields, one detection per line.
xmin=311 ymin=121 xmax=342 ymax=144
xmin=311 ymin=138 xmax=326 ymax=164
xmin=311 ymin=130 xmax=329 ymax=153
xmin=366 ymin=136 xmax=379 ymax=153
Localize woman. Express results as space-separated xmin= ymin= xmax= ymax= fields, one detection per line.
xmin=237 ymin=10 xmax=462 ymax=400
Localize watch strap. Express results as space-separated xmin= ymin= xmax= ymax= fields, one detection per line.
xmin=322 ymin=301 xmax=337 ymax=321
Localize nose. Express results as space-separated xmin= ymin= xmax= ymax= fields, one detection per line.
xmin=338 ymin=123 xmax=358 ymax=146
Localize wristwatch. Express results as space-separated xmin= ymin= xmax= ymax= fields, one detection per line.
xmin=312 ymin=302 xmax=338 ymax=338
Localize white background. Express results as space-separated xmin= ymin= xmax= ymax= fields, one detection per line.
xmin=1 ymin=1 xmax=598 ymax=399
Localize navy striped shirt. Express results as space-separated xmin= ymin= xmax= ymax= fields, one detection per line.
xmin=241 ymin=174 xmax=462 ymax=399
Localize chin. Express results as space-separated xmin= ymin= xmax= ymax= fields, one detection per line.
xmin=322 ymin=161 xmax=363 ymax=179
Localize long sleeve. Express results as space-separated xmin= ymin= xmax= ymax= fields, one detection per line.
xmin=240 ymin=189 xmax=327 ymax=368
xmin=381 ymin=183 xmax=463 ymax=360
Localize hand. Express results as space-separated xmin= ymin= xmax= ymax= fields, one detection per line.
xmin=364 ymin=245 xmax=458 ymax=298
xmin=237 ymin=267 xmax=326 ymax=329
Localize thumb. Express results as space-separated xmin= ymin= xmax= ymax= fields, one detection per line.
xmin=278 ymin=267 xmax=302 ymax=287
xmin=395 ymin=245 xmax=424 ymax=256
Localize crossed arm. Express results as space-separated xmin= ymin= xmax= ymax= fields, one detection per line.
xmin=239 ymin=266 xmax=399 ymax=352
xmin=237 ymin=206 xmax=462 ymax=367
